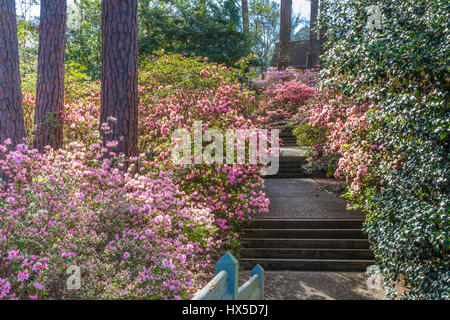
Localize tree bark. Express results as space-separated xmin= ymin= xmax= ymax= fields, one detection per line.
xmin=101 ymin=0 xmax=138 ymax=158
xmin=278 ymin=0 xmax=292 ymax=70
xmin=307 ymin=0 xmax=320 ymax=68
xmin=242 ymin=0 xmax=249 ymax=33
xmin=0 ymin=0 xmax=26 ymax=148
xmin=34 ymin=0 xmax=67 ymax=151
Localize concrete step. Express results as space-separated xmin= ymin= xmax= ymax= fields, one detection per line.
xmin=271 ymin=170 xmax=305 ymax=176
xmin=240 ymin=258 xmax=374 ymax=271
xmin=242 ymin=229 xmax=367 ymax=239
xmin=279 ymin=156 xmax=306 ymax=162
xmin=241 ymin=248 xmax=374 ymax=260
xmin=250 ymin=219 xmax=365 ymax=229
xmin=242 ymin=238 xmax=370 ymax=249
xmin=275 ymin=165 xmax=303 ymax=170
xmin=266 ymin=173 xmax=311 ymax=179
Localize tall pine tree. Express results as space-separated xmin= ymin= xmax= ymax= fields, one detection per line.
xmin=100 ymin=0 xmax=138 ymax=157
xmin=34 ymin=0 xmax=67 ymax=151
xmin=0 ymin=0 xmax=26 ymax=147
xmin=278 ymin=0 xmax=292 ymax=70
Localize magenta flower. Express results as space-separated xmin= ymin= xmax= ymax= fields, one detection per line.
xmin=33 ymin=282 xmax=44 ymax=291
xmin=7 ymin=250 xmax=19 ymax=260
xmin=75 ymin=192 xmax=85 ymax=199
xmin=6 ymin=197 xmax=16 ymax=204
xmin=17 ymin=270 xmax=30 ymax=282
xmin=11 ymin=152 xmax=23 ymax=163
xmin=123 ymin=252 xmax=131 ymax=259
xmin=162 ymin=259 xmax=174 ymax=270
xmin=17 ymin=144 xmax=28 ymax=153
xmin=32 ymin=262 xmax=43 ymax=271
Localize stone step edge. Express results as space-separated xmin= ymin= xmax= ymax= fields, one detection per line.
xmin=251 ymin=218 xmax=365 ymax=222
xmin=240 ymin=258 xmax=374 ymax=263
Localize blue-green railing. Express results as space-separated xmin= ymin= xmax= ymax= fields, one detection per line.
xmin=192 ymin=252 xmax=264 ymax=300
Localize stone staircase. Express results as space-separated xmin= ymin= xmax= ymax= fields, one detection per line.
xmin=241 ymin=218 xmax=374 ymax=271
xmin=266 ymin=128 xmax=309 ymax=179
xmin=243 ymin=127 xmax=374 ymax=272
xmin=279 ymin=128 xmax=298 ymax=147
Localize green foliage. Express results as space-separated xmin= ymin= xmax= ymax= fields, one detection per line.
xmin=138 ymin=0 xmax=250 ymax=66
xmin=17 ymin=16 xmax=39 ymax=76
xmin=139 ymin=51 xmax=255 ymax=92
xmin=66 ymin=0 xmax=102 ymax=79
xmin=248 ymin=0 xmax=279 ymax=70
xmin=320 ymin=0 xmax=449 ymax=299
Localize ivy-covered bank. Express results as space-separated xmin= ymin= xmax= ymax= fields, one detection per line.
xmin=318 ymin=0 xmax=449 ymax=299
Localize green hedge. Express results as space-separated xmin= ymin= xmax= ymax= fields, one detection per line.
xmin=320 ymin=0 xmax=449 ymax=299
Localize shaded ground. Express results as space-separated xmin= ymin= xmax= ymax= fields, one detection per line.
xmin=262 ymin=178 xmax=364 ymax=219
xmin=312 ymin=178 xmax=347 ymax=196
xmin=240 ymin=271 xmax=385 ymax=300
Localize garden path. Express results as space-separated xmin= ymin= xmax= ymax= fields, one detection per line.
xmin=240 ymin=133 xmax=384 ymax=299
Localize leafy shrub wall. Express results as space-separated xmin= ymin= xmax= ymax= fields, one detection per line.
xmin=320 ymin=0 xmax=449 ymax=299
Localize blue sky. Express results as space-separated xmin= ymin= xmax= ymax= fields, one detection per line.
xmin=286 ymin=0 xmax=311 ymax=20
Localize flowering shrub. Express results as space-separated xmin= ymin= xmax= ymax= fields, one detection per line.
xmin=3 ymin=53 xmax=269 ymax=299
xmin=20 ymin=53 xmax=269 ymax=237
xmin=138 ymin=53 xmax=270 ymax=237
xmin=252 ymin=69 xmax=318 ymax=125
xmin=0 ymin=141 xmax=217 ymax=300
xmin=293 ymin=90 xmax=381 ymax=198
xmin=21 ymin=65 xmax=102 ymax=146
xmin=252 ymin=69 xmax=318 ymax=91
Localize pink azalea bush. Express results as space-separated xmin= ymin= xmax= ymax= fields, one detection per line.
xmin=2 ymin=53 xmax=269 ymax=299
xmin=255 ymin=70 xmax=318 ymax=124
xmin=138 ymin=53 xmax=270 ymax=238
xmin=293 ymin=88 xmax=382 ymax=201
xmin=252 ymin=69 xmax=318 ymax=90
xmin=21 ymin=67 xmax=102 ymax=146
xmin=0 ymin=140 xmax=217 ymax=300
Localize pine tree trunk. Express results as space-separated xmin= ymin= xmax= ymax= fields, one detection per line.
xmin=0 ymin=0 xmax=26 ymax=147
xmin=278 ymin=0 xmax=292 ymax=70
xmin=101 ymin=0 xmax=138 ymax=158
xmin=242 ymin=0 xmax=249 ymax=33
xmin=307 ymin=0 xmax=320 ymax=68
xmin=34 ymin=0 xmax=67 ymax=151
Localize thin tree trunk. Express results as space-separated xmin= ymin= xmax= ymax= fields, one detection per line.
xmin=0 ymin=0 xmax=26 ymax=148
xmin=242 ymin=0 xmax=249 ymax=33
xmin=34 ymin=0 xmax=67 ymax=151
xmin=307 ymin=0 xmax=320 ymax=68
xmin=101 ymin=0 xmax=138 ymax=158
xmin=319 ymin=0 xmax=327 ymax=55
xmin=278 ymin=0 xmax=292 ymax=70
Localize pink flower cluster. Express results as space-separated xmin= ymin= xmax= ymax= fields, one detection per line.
xmin=298 ymin=88 xmax=382 ymax=196
xmin=8 ymin=53 xmax=270 ymax=299
xmin=138 ymin=56 xmax=270 ymax=231
xmin=0 ymin=141 xmax=218 ymax=300
xmin=256 ymin=72 xmax=318 ymax=124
